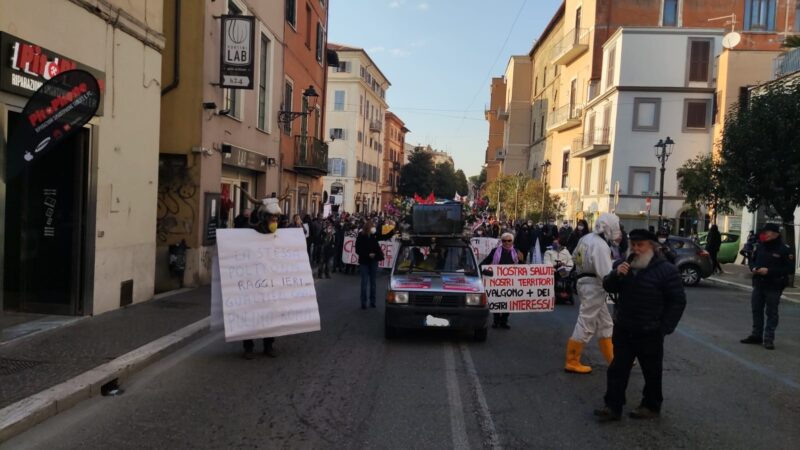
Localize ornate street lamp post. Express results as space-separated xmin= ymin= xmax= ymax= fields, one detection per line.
xmin=654 ymin=136 xmax=675 ymax=229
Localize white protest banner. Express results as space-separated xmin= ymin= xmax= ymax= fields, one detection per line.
xmin=216 ymin=228 xmax=320 ymax=342
xmin=470 ymin=237 xmax=500 ymax=262
xmin=342 ymin=236 xmax=399 ymax=269
xmin=483 ymin=264 xmax=555 ymax=313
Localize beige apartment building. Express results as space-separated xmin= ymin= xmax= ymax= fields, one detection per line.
xmin=0 ymin=0 xmax=165 ymax=315
xmin=484 ymin=77 xmax=506 ymax=184
xmin=498 ymin=56 xmax=533 ymax=177
xmin=381 ymin=111 xmax=408 ymax=207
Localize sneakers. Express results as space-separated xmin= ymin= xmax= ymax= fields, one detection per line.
xmin=593 ymin=406 xmax=621 ymax=422
xmin=629 ymin=406 xmax=660 ymax=420
xmin=764 ymin=341 xmax=775 ymax=350
xmin=740 ymin=335 xmax=763 ymax=345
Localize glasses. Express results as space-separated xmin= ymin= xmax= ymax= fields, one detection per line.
xmin=502 ymin=239 xmax=513 ymax=243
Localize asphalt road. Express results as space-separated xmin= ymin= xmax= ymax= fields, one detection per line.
xmin=5 ymin=272 xmax=799 ymax=450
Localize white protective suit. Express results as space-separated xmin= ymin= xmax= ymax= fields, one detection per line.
xmin=543 ymin=247 xmax=574 ymax=273
xmin=569 ymin=213 xmax=620 ymax=343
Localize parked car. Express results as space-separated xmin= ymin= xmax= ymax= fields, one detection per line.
xmin=666 ymin=236 xmax=714 ymax=286
xmin=696 ymin=232 xmax=741 ymax=264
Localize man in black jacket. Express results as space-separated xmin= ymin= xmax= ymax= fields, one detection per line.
xmin=594 ymin=229 xmax=686 ymax=421
xmin=740 ymin=223 xmax=795 ymax=350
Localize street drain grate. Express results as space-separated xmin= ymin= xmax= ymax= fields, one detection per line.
xmin=0 ymin=357 xmax=43 ymax=376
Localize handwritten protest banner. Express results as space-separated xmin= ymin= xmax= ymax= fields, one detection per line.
xmin=342 ymin=236 xmax=399 ymax=269
xmin=470 ymin=237 xmax=500 ymax=262
xmin=482 ymin=264 xmax=555 ymax=313
xmin=215 ymin=228 xmax=320 ymax=342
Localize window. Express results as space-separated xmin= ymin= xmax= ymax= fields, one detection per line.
xmin=334 ymin=90 xmax=345 ymax=111
xmin=574 ymin=7 xmax=582 ymax=44
xmin=305 ymin=4 xmax=312 ymax=47
xmin=336 ymin=61 xmax=350 ymax=72
xmin=257 ymin=33 xmax=271 ymax=131
xmin=688 ymin=39 xmax=711 ymax=83
xmin=628 ymin=167 xmax=655 ymax=195
xmin=357 ymin=131 xmax=363 ymax=142
xmin=534 ymin=76 xmax=538 ymax=94
xmin=684 ymin=99 xmax=711 ymax=130
xmin=283 ymin=80 xmax=293 ymax=134
xmin=584 ymin=161 xmax=592 ymax=195
xmin=540 ymin=115 xmax=545 ymax=137
xmin=569 ymin=79 xmax=578 ymax=118
xmin=316 ymin=23 xmax=324 ymax=63
xmin=286 ymin=0 xmax=296 ymax=27
xmin=328 ymin=158 xmax=345 ymax=176
xmin=561 ymin=152 xmax=569 ymax=188
xmin=605 ymin=46 xmax=616 ymax=90
xmin=597 ymin=158 xmax=607 ymax=194
xmin=744 ymin=0 xmax=777 ymax=31
xmin=632 ymin=98 xmax=661 ymax=131
xmin=662 ymin=0 xmax=679 ymax=26
xmin=330 ymin=128 xmax=345 ymax=140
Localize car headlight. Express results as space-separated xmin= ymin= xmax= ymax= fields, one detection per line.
xmin=388 ymin=291 xmax=409 ymax=304
xmin=466 ymin=293 xmax=486 ymax=306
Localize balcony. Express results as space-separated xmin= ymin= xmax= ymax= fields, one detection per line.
xmin=294 ymin=135 xmax=329 ymax=176
xmin=497 ymin=108 xmax=509 ymax=120
xmin=550 ymin=28 xmax=590 ymax=65
xmin=546 ymin=103 xmax=583 ymax=132
xmin=572 ymin=127 xmax=612 ymax=158
xmin=369 ymin=120 xmax=383 ymax=132
xmin=773 ymin=47 xmax=800 ymax=79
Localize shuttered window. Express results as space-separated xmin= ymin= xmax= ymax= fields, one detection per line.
xmin=688 ymin=40 xmax=711 ymax=82
xmin=684 ymin=100 xmax=710 ymax=130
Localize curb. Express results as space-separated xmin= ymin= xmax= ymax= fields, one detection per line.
xmin=0 ymin=317 xmax=210 ymax=443
xmin=705 ymin=277 xmax=800 ymax=304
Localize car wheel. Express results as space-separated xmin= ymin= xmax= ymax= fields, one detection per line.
xmin=473 ymin=327 xmax=488 ymax=342
xmin=680 ymin=264 xmax=701 ymax=286
xmin=385 ymin=322 xmax=398 ymax=339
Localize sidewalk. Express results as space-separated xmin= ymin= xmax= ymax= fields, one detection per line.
xmin=706 ymin=263 xmax=800 ymax=304
xmin=0 ymin=287 xmax=210 ymax=441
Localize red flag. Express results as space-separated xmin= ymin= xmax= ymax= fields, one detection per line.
xmin=426 ymin=192 xmax=435 ymax=204
xmin=414 ymin=193 xmax=423 ymax=203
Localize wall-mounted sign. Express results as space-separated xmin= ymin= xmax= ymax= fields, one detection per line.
xmin=223 ymin=144 xmax=267 ymax=172
xmin=0 ymin=33 xmax=105 ymax=112
xmin=204 ymin=192 xmax=221 ymax=246
xmin=7 ymin=69 xmax=100 ymax=180
xmin=220 ymin=15 xmax=255 ymax=89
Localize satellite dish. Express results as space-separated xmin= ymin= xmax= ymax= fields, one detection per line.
xmin=722 ymin=32 xmax=741 ymax=49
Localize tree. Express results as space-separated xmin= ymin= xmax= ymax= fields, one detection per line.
xmin=432 ymin=162 xmax=457 ymax=199
xmin=782 ymin=35 xmax=800 ymax=48
xmin=678 ymin=154 xmax=732 ymax=222
xmin=483 ymin=174 xmax=564 ymax=221
xmin=719 ymin=80 xmax=800 ymax=254
xmin=454 ymin=169 xmax=469 ymax=197
xmin=398 ymin=149 xmax=434 ymax=197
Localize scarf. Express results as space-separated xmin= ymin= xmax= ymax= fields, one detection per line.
xmin=491 ymin=246 xmax=519 ymax=265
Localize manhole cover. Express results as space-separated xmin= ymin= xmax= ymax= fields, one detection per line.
xmin=0 ymin=357 xmax=43 ymax=376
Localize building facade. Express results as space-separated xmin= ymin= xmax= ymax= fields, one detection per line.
xmin=1 ymin=0 xmax=165 ymax=315
xmin=483 ymin=77 xmax=506 ymax=184
xmin=499 ymin=56 xmax=533 ymax=177
xmin=381 ymin=111 xmax=408 ymax=207
xmin=323 ymin=44 xmax=390 ymax=214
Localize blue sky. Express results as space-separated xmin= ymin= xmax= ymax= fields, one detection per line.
xmin=328 ymin=0 xmax=563 ymax=178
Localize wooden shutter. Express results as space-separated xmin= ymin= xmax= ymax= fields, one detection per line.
xmin=689 ymin=40 xmax=710 ymax=82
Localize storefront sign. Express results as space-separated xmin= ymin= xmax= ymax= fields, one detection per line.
xmin=223 ymin=145 xmax=267 ymax=172
xmin=482 ymin=264 xmax=555 ymax=313
xmin=0 ymin=33 xmax=105 ymax=111
xmin=220 ymin=15 xmax=255 ymax=89
xmin=204 ymin=193 xmax=221 ymax=245
xmin=7 ymin=69 xmax=100 ymax=179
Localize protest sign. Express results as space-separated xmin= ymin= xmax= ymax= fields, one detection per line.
xmin=215 ymin=228 xmax=320 ymax=342
xmin=342 ymin=236 xmax=399 ymax=269
xmin=482 ymin=264 xmax=555 ymax=313
xmin=470 ymin=237 xmax=500 ymax=262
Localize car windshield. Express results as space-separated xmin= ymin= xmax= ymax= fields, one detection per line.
xmin=395 ymin=244 xmax=478 ymax=275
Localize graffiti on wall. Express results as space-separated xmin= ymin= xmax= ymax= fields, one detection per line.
xmin=157 ymin=155 xmax=197 ymax=244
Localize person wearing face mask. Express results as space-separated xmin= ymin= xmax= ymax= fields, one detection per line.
xmin=593 ymin=229 xmax=686 ymax=421
xmin=564 ymin=213 xmax=621 ymax=374
xmin=566 ymin=219 xmax=590 ymax=254
xmin=355 ymin=220 xmax=384 ymax=309
xmin=740 ymin=223 xmax=794 ymax=350
xmin=480 ymin=232 xmax=525 ymax=329
xmin=656 ymin=228 xmax=676 ymax=264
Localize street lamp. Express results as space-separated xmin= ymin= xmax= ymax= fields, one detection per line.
xmin=540 ymin=159 xmax=552 ymax=222
xmin=654 ymin=136 xmax=675 ymax=229
xmin=277 ymin=85 xmax=319 ymax=125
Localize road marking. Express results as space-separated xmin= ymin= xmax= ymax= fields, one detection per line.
xmin=459 ymin=343 xmax=502 ymax=450
xmin=677 ymin=328 xmax=800 ymax=390
xmin=443 ymin=343 xmax=469 ymax=450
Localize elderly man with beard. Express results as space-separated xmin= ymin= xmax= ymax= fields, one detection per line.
xmin=564 ymin=212 xmax=621 ymax=374
xmin=594 ymin=229 xmax=686 ymax=421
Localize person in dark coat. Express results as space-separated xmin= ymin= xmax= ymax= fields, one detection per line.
xmin=740 ymin=223 xmax=795 ymax=350
xmin=656 ymin=227 xmax=677 ymax=264
xmin=317 ymin=222 xmax=336 ymax=278
xmin=355 ymin=220 xmax=383 ymax=309
xmin=706 ymin=224 xmax=723 ymax=274
xmin=332 ymin=220 xmax=346 ymax=273
xmin=515 ymin=224 xmax=532 ymax=262
xmin=594 ymin=229 xmax=686 ymax=421
xmin=566 ymin=219 xmax=589 ymax=254
xmin=480 ymin=232 xmax=525 ymax=329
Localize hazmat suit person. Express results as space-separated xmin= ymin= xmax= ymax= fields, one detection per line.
xmin=564 ymin=212 xmax=620 ymax=373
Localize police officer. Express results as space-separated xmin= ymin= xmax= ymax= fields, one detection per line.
xmin=594 ymin=229 xmax=686 ymax=421
xmin=740 ymin=223 xmax=795 ymax=350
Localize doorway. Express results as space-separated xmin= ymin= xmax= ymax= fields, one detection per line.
xmin=4 ymin=112 xmax=90 ymax=315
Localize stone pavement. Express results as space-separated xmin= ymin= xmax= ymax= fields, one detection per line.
xmin=0 ymin=287 xmax=210 ymax=410
xmin=708 ymin=263 xmax=800 ymax=303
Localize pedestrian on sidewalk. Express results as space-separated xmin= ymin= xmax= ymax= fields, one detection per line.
xmin=594 ymin=229 xmax=686 ymax=422
xmin=480 ymin=232 xmax=525 ymax=329
xmin=740 ymin=231 xmax=756 ymax=265
xmin=740 ymin=224 xmax=794 ymax=350
xmin=706 ymin=224 xmax=723 ymax=274
xmin=564 ymin=213 xmax=620 ymax=374
xmin=356 ymin=220 xmax=383 ymax=309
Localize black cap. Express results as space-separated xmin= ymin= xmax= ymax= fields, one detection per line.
xmin=628 ymin=229 xmax=659 ymax=243
xmin=763 ymin=223 xmax=780 ymax=233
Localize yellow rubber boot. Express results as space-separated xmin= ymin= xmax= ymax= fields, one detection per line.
xmin=598 ymin=337 xmax=614 ymax=365
xmin=565 ymin=339 xmax=592 ymax=374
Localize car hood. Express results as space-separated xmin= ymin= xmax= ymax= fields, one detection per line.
xmin=390 ymin=274 xmax=484 ymax=293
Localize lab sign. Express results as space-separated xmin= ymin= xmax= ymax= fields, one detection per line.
xmin=220 ymin=15 xmax=255 ymax=89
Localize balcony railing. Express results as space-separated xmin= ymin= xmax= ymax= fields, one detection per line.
xmin=550 ymin=28 xmax=590 ymax=65
xmin=546 ymin=103 xmax=583 ymax=132
xmin=369 ymin=120 xmax=383 ymax=132
xmin=294 ymin=135 xmax=329 ymax=176
xmin=573 ymin=127 xmax=612 ymax=158
xmin=774 ymin=47 xmax=800 ymax=79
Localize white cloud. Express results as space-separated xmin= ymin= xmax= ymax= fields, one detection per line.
xmin=409 ymin=39 xmax=427 ymax=48
xmin=389 ymin=0 xmax=406 ymax=8
xmin=390 ymin=48 xmax=410 ymax=57
xmin=417 ymin=2 xmax=429 ymax=11
xmin=368 ymin=46 xmax=386 ymax=54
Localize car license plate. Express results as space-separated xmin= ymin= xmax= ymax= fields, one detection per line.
xmin=425 ymin=315 xmax=450 ymax=327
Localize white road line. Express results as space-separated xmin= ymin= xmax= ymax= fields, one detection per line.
xmin=459 ymin=343 xmax=502 ymax=450
xmin=444 ymin=343 xmax=469 ymax=450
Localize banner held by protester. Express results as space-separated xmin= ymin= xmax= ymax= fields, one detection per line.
xmin=483 ymin=264 xmax=555 ymax=313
